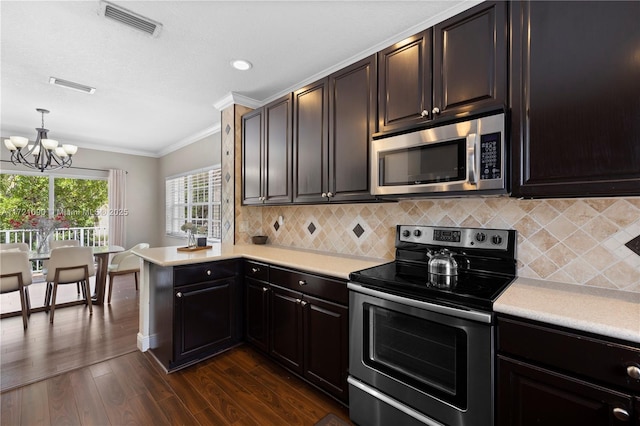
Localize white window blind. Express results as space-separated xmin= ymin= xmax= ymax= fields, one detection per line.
xmin=165 ymin=167 xmax=221 ymax=240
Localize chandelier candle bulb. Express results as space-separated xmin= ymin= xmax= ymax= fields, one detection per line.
xmin=41 ymin=139 xmax=58 ymax=150
xmin=9 ymin=136 xmax=28 ymax=148
xmin=4 ymin=139 xmax=16 ymax=150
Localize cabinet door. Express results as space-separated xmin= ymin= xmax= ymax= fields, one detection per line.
xmin=498 ymin=356 xmax=634 ymax=426
xmin=328 ymin=55 xmax=377 ymax=203
xmin=245 ymin=278 xmax=270 ymax=353
xmin=433 ymin=0 xmax=507 ymax=119
xmin=293 ymin=78 xmax=329 ymax=203
xmin=302 ymin=295 xmax=349 ymax=403
xmin=378 ymin=29 xmax=432 ymax=133
xmin=269 ymin=285 xmax=303 ymax=374
xmin=511 ymin=1 xmax=640 ymax=197
xmin=241 ymin=108 xmax=264 ymax=205
xmin=173 ymin=277 xmax=234 ymax=363
xmin=264 ymin=94 xmax=293 ymax=204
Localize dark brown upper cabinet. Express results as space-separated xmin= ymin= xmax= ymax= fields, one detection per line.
xmin=432 ymin=0 xmax=507 ymax=120
xmin=378 ymin=30 xmax=432 ymax=133
xmin=294 ymin=55 xmax=377 ymax=203
xmin=511 ymin=1 xmax=640 ymax=198
xmin=242 ymin=94 xmax=293 ymax=205
xmin=378 ymin=1 xmax=507 ymax=133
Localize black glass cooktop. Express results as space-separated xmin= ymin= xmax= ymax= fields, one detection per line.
xmin=349 ymin=261 xmax=515 ymax=311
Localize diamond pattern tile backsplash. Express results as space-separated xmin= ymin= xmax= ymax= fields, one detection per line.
xmin=236 ymin=197 xmax=640 ymax=293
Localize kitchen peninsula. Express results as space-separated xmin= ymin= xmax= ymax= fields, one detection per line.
xmin=132 ymin=243 xmax=384 ymax=400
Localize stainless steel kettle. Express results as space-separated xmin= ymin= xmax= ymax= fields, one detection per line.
xmin=428 ymin=248 xmax=458 ymax=287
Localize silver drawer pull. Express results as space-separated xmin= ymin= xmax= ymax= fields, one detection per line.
xmin=262 ymin=287 xmax=269 ymax=293
xmin=301 ymin=300 xmax=308 ymax=307
xmin=612 ymin=407 xmax=629 ymax=422
xmin=298 ymin=280 xmax=307 ymax=286
xmin=206 ymin=270 xmax=211 ymax=276
xmin=252 ymin=267 xmax=260 ymax=273
xmin=295 ymin=299 xmax=302 ymax=304
xmin=627 ymin=365 xmax=640 ymax=380
xmin=176 ymin=292 xmax=183 ymax=298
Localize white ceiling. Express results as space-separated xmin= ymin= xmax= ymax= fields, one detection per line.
xmin=1 ymin=0 xmax=475 ymax=158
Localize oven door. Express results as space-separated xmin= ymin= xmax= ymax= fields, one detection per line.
xmin=348 ymin=282 xmax=494 ymax=426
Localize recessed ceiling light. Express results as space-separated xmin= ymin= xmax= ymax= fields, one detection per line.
xmin=231 ymin=59 xmax=252 ymax=71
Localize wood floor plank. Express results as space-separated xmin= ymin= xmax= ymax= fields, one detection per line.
xmin=68 ymin=368 xmax=110 ymax=426
xmin=0 ymin=388 xmax=22 ymax=426
xmin=20 ymin=380 xmax=50 ymax=426
xmin=47 ymin=372 xmax=81 ymax=426
xmin=127 ymin=391 xmax=171 ymax=426
xmin=155 ymin=394 xmax=200 ymax=426
xmin=213 ymin=355 xmax=312 ymax=425
xmin=182 ymin=363 xmax=251 ymax=425
xmin=93 ymin=372 xmax=136 ymax=425
xmin=205 ymin=360 xmax=292 ymax=426
xmin=125 ymin=350 xmax=174 ymax=402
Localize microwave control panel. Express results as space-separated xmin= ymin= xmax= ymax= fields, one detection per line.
xmin=479 ymin=132 xmax=501 ymax=180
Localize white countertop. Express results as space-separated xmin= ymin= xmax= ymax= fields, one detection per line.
xmin=132 ymin=243 xmax=387 ymax=280
xmin=495 ymin=277 xmax=640 ymax=344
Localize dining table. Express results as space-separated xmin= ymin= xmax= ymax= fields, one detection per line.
xmin=29 ymin=245 xmax=124 ymax=305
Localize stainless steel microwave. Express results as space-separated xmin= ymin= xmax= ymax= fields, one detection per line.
xmin=371 ymin=112 xmax=507 ymax=197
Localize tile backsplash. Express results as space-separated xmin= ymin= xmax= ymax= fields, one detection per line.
xmin=237 ymin=197 xmax=640 ymax=293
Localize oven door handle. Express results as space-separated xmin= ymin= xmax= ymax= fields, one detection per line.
xmin=347 ymin=282 xmax=493 ymax=324
xmin=348 ymin=377 xmax=446 ymax=426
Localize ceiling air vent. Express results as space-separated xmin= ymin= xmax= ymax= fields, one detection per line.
xmin=99 ymin=1 xmax=163 ymax=38
xmin=49 ymin=77 xmax=96 ymax=94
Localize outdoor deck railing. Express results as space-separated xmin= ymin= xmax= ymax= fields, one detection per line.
xmin=1 ymin=227 xmax=108 ymax=272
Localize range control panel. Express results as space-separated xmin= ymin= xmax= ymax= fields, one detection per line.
xmin=398 ymin=225 xmax=510 ymax=250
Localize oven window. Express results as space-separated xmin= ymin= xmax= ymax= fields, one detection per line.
xmin=379 ymin=139 xmax=466 ymax=186
xmin=364 ymin=304 xmax=467 ymax=409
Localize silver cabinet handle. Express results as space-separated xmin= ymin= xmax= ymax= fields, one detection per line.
xmin=327 ymin=192 xmax=333 ymax=198
xmin=262 ymin=287 xmax=269 ymax=293
xmin=420 ymin=110 xmax=429 ymax=118
xmin=301 ymin=300 xmax=308 ymax=307
xmin=627 ymin=365 xmax=640 ymax=380
xmin=432 ymin=107 xmax=440 ymax=115
xmin=206 ymin=270 xmax=211 ymax=276
xmin=176 ymin=292 xmax=183 ymax=298
xmin=251 ymin=267 xmax=259 ymax=273
xmin=298 ymin=280 xmax=307 ymax=286
xmin=612 ymin=407 xmax=630 ymax=422
xmin=321 ymin=192 xmax=327 ymax=198
xmin=295 ymin=298 xmax=302 ymax=304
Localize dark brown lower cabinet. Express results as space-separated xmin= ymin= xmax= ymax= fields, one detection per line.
xmin=303 ymin=294 xmax=348 ymax=402
xmin=245 ymin=262 xmax=349 ymax=403
xmin=149 ymin=260 xmax=242 ymax=372
xmin=270 ymin=285 xmax=304 ymax=374
xmin=498 ymin=356 xmax=633 ymax=426
xmin=497 ymin=315 xmax=640 ymax=425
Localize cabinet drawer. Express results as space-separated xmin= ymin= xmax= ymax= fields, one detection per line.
xmin=174 ymin=260 xmax=238 ymax=287
xmin=498 ymin=316 xmax=640 ymax=393
xmin=244 ymin=260 xmax=269 ymax=282
xmin=270 ymin=266 xmax=347 ymax=305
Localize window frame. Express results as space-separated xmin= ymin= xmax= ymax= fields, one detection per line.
xmin=165 ymin=166 xmax=222 ymax=242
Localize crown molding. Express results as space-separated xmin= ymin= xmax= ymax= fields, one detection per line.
xmin=213 ymin=92 xmax=261 ymax=111
xmin=156 ymin=123 xmax=222 ymax=157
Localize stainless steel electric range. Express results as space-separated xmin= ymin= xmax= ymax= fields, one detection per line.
xmin=348 ymin=225 xmax=517 ymax=426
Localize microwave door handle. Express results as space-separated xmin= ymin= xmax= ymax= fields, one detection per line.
xmin=467 ymin=133 xmax=478 ymax=184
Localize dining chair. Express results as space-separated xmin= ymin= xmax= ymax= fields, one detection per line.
xmin=0 ymin=251 xmax=33 ymax=329
xmin=107 ymin=243 xmax=149 ymax=303
xmin=0 ymin=242 xmax=30 ymax=252
xmin=45 ymin=246 xmax=94 ymax=323
xmin=44 ymin=239 xmax=82 ymax=298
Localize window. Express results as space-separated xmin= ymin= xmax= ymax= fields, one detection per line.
xmin=0 ymin=172 xmax=109 ymax=245
xmin=165 ymin=167 xmax=222 ymax=241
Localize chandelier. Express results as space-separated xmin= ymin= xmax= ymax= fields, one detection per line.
xmin=3 ymin=108 xmax=78 ymax=172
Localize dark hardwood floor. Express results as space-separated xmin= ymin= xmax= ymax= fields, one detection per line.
xmin=0 ymin=275 xmax=351 ymax=425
